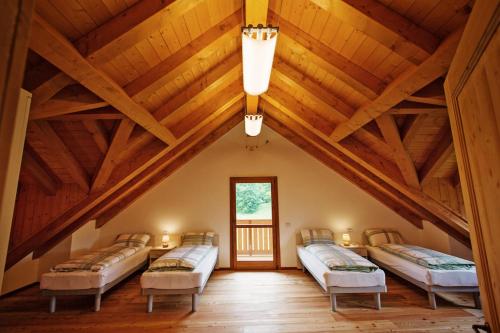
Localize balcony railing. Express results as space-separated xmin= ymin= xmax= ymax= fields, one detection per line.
xmin=236 ymin=220 xmax=273 ymax=260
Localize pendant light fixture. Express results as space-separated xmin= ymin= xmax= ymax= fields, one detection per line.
xmin=242 ymin=24 xmax=279 ymax=95
xmin=244 ymin=113 xmax=263 ymax=136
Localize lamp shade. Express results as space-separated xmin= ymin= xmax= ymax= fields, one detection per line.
xmin=342 ymin=233 xmax=351 ymax=246
xmin=162 ymin=233 xmax=170 ymax=247
xmin=245 ymin=114 xmax=263 ymax=136
xmin=242 ymin=28 xmax=278 ymax=95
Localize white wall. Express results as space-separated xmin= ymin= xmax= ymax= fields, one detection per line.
xmin=99 ymin=124 xmax=470 ymax=267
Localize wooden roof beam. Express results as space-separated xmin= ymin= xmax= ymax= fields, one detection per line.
xmin=7 ymin=98 xmax=244 ymax=267
xmin=389 ymin=101 xmax=447 ymax=115
xmin=376 ymin=114 xmax=420 ymax=189
xmin=21 ymin=145 xmax=60 ymax=196
xmin=330 ymin=27 xmax=463 ymax=142
xmin=82 ymin=120 xmax=109 ymax=155
xmin=28 ymin=121 xmax=89 ymax=193
xmin=261 ymin=93 xmax=469 ymax=241
xmin=406 ymin=78 xmax=447 ymax=106
xmin=401 ymin=114 xmax=429 ymax=147
xmin=308 ymin=0 xmax=440 ymax=64
xmin=29 ymin=86 xmax=109 ymax=120
xmin=29 ymin=14 xmax=176 ymax=145
xmin=270 ymin=12 xmax=385 ymax=99
xmin=47 ymin=109 xmax=126 ymax=121
xmin=419 ymin=128 xmax=454 ymax=185
xmin=29 ymin=72 xmax=74 ymax=109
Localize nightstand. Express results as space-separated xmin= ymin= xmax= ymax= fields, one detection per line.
xmin=340 ymin=244 xmax=368 ymax=257
xmin=149 ymin=246 xmax=176 ymax=265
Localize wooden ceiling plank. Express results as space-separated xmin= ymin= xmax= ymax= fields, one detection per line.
xmin=270 ymin=11 xmax=386 ymax=99
xmin=261 ymin=93 xmax=469 ymax=240
xmin=76 ymin=0 xmax=205 ymax=64
xmin=376 ymin=114 xmax=420 ymax=188
xmin=30 ymin=72 xmax=74 ymax=109
xmin=29 ymin=86 xmax=109 ymax=120
xmin=82 ymin=120 xmax=109 ymax=155
xmin=22 ymin=145 xmax=60 ymax=196
xmin=330 ymin=27 xmax=463 ymax=142
xmin=91 ymin=120 xmax=135 ymax=192
xmin=29 ymin=121 xmax=89 ymax=193
xmin=419 ymin=128 xmax=454 ymax=185
xmin=124 ymin=11 xmax=241 ymax=104
xmin=29 ymin=14 xmax=176 ymax=145
xmin=7 ymin=98 xmax=244 ymax=266
xmin=309 ymin=0 xmax=439 ymax=64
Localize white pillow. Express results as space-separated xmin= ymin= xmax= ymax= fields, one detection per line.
xmin=364 ymin=228 xmax=403 ymax=246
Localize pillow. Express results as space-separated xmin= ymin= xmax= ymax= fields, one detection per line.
xmin=364 ymin=229 xmax=403 ymax=246
xmin=114 ymin=233 xmax=150 ymax=248
xmin=182 ymin=232 xmax=215 ymax=246
xmin=300 ymin=229 xmax=334 ymax=247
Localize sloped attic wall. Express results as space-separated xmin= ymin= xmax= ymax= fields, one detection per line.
xmin=97 ymin=124 xmax=472 ymax=267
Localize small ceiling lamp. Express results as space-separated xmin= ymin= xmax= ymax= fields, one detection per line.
xmin=245 ymin=114 xmax=263 ymax=136
xmin=242 ymin=24 xmax=279 ymax=95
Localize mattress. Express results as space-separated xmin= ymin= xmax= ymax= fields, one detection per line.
xmin=367 ymin=246 xmax=478 ymax=287
xmin=40 ymin=246 xmax=151 ymax=290
xmin=140 ymin=246 xmax=218 ymax=290
xmin=297 ymin=246 xmax=385 ymax=289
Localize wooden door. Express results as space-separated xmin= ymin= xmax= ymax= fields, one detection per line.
xmin=230 ymin=177 xmax=280 ymax=269
xmin=444 ymin=1 xmax=500 ymax=331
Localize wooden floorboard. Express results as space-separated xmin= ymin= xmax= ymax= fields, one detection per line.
xmin=0 ymin=270 xmax=482 ymax=332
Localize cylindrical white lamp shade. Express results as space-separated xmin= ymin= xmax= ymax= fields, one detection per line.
xmin=245 ymin=114 xmax=263 ymax=136
xmin=342 ymin=233 xmax=351 ymax=246
xmin=162 ymin=234 xmax=170 ymax=247
xmin=242 ymin=31 xmax=278 ymax=95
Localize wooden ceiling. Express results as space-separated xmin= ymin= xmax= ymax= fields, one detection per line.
xmin=8 ymin=0 xmax=473 ymax=268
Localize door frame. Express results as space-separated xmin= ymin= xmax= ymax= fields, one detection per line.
xmin=229 ymin=176 xmax=280 ymax=270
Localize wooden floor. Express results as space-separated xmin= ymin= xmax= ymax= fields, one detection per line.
xmin=0 ymin=270 xmax=483 ymax=333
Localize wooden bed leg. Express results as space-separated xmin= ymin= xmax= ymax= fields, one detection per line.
xmin=330 ymin=293 xmax=337 ymax=312
xmin=147 ymin=295 xmax=153 ymax=313
xmin=49 ymin=296 xmax=56 ymax=313
xmin=473 ymin=292 xmax=481 ymax=309
xmin=428 ymin=292 xmax=437 ymax=310
xmin=94 ymin=293 xmax=102 ymax=312
xmin=192 ymin=294 xmax=199 ymax=312
xmin=374 ymin=293 xmax=382 ymax=310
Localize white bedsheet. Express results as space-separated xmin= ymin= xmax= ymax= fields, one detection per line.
xmin=40 ymin=246 xmax=150 ymax=290
xmin=141 ymin=246 xmax=218 ymax=290
xmin=367 ymin=246 xmax=478 ymax=287
xmin=297 ymin=246 xmax=385 ymax=290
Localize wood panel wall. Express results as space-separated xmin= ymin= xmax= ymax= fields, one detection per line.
xmin=423 ymin=179 xmax=466 ymax=218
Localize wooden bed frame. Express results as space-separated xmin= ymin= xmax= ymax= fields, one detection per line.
xmin=41 ymin=259 xmax=147 ymax=313
xmin=141 ymin=234 xmax=219 ymax=313
xmin=299 ymin=256 xmax=387 ymax=312
xmin=369 ymin=257 xmax=481 ymax=309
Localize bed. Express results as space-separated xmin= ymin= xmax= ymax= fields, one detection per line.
xmin=140 ymin=232 xmax=218 ymax=313
xmin=40 ymin=233 xmax=151 ymax=313
xmin=364 ymin=228 xmax=480 ymax=309
xmin=297 ymin=229 xmax=387 ymax=311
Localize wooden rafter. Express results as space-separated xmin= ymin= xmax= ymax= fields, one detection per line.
xmin=29 ymin=72 xmax=74 ymax=109
xmin=29 ymin=86 xmax=108 ymax=120
xmin=29 ymin=14 xmax=176 ymax=145
xmin=261 ymin=93 xmax=469 ymax=241
xmin=330 ymin=27 xmax=463 ymax=142
xmin=21 ymin=145 xmax=60 ymax=196
xmin=389 ymin=101 xmax=447 ymax=115
xmin=81 ymin=120 xmax=109 ymax=155
xmin=419 ymin=128 xmax=454 ymax=185
xmin=401 ymin=114 xmax=429 ymax=147
xmin=7 ymin=97 xmax=244 ymax=266
xmin=28 ymin=121 xmax=89 ymax=193
xmin=406 ymin=79 xmax=447 ymax=106
xmin=47 ymin=109 xmax=126 ymax=121
xmin=270 ymin=12 xmax=386 ymax=99
xmin=308 ymin=0 xmax=440 ymax=64
xmin=376 ymin=114 xmax=420 ymax=189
